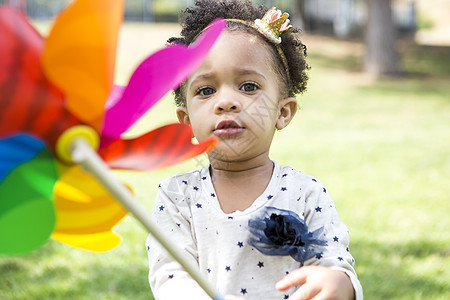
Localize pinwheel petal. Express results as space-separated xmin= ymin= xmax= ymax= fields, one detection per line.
xmin=99 ymin=123 xmax=217 ymax=171
xmin=0 ymin=135 xmax=57 ymax=255
xmin=0 ymin=7 xmax=77 ymax=149
xmin=51 ymin=231 xmax=122 ymax=252
xmin=101 ymin=19 xmax=226 ymax=142
xmin=42 ymin=0 xmax=124 ymax=131
xmin=52 ymin=164 xmax=127 ymax=251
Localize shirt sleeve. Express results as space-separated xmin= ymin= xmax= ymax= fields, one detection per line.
xmin=146 ymin=180 xmax=211 ymax=300
xmin=303 ymin=180 xmax=364 ymax=300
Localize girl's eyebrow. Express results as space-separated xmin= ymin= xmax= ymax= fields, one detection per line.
xmin=188 ymin=72 xmax=215 ymax=90
xmin=234 ymin=68 xmax=267 ymax=80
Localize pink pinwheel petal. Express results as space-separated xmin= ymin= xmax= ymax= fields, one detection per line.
xmin=101 ymin=19 xmax=225 ymax=143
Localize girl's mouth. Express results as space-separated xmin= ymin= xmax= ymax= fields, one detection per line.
xmin=214 ymin=120 xmax=245 ymax=136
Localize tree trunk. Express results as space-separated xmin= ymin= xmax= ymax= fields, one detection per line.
xmin=365 ymin=0 xmax=401 ymax=77
xmin=292 ymin=0 xmax=307 ymax=30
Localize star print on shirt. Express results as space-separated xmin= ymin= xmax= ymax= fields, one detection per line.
xmin=202 ymin=176 xmax=207 ymax=180
xmin=312 ymin=178 xmax=317 ymax=182
xmin=257 ymin=261 xmax=264 ymax=268
xmin=196 ymin=203 xmax=202 ymax=208
xmin=338 ymin=257 xmax=344 ymax=261
xmin=281 ymin=187 xmax=287 ymax=191
xmin=182 ymin=180 xmax=188 ymax=185
xmin=267 ymin=195 xmax=273 ymax=200
xmin=316 ymin=253 xmax=323 ymax=259
xmin=193 ymin=186 xmax=199 ymax=191
xmin=168 ymin=274 xmax=174 ymax=279
xmin=228 ymin=216 xmax=234 ymax=220
xmin=315 ymin=206 xmax=322 ymax=212
xmin=333 ymin=236 xmax=339 ymax=242
xmin=240 ymin=288 xmax=247 ymax=295
xmin=282 ymin=173 xmax=288 ymax=177
xmin=207 ymin=268 xmax=211 ymax=273
xmin=237 ymin=242 xmax=244 ymax=248
xmin=211 ymin=193 xmax=216 ymax=197
xmin=225 ymin=266 xmax=231 ymax=272
xmin=159 ymin=205 xmax=165 ymax=211
xmin=284 ymin=295 xmax=289 ymax=299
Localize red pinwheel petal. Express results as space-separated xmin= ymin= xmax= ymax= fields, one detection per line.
xmin=0 ymin=7 xmax=79 ymax=149
xmin=99 ymin=123 xmax=217 ymax=171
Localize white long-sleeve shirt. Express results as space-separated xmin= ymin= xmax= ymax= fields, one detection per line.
xmin=146 ymin=161 xmax=363 ymax=300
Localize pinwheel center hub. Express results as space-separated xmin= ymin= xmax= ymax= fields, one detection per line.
xmin=56 ymin=125 xmax=99 ymax=164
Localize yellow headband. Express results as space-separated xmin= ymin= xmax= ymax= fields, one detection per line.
xmin=223 ymin=18 xmax=290 ymax=81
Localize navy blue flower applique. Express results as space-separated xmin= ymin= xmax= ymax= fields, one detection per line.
xmin=248 ymin=207 xmax=328 ymax=263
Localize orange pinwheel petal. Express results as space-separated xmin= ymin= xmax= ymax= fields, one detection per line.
xmin=99 ymin=123 xmax=218 ymax=171
xmin=42 ymin=0 xmax=124 ymax=131
xmin=52 ymin=164 xmax=127 ymax=251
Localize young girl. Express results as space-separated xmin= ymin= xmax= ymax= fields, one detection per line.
xmin=146 ymin=1 xmax=363 ymax=299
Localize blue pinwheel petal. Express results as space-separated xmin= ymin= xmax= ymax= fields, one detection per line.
xmin=0 ymin=134 xmax=46 ymax=182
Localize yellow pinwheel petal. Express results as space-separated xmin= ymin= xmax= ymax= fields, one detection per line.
xmin=52 ymin=231 xmax=121 ymax=252
xmin=42 ymin=0 xmax=124 ymax=131
xmin=52 ymin=165 xmax=127 ymax=252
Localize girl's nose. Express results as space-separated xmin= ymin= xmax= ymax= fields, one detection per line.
xmin=214 ymin=91 xmax=241 ymax=114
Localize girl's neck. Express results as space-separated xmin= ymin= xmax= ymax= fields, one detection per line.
xmin=208 ymin=154 xmax=274 ymax=214
xmin=209 ymin=151 xmax=272 ymax=173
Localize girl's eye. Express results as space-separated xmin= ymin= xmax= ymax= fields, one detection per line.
xmin=197 ymin=87 xmax=215 ymax=96
xmin=240 ymin=82 xmax=259 ymax=93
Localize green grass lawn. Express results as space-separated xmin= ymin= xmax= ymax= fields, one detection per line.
xmin=1 ymin=23 xmax=449 ymax=299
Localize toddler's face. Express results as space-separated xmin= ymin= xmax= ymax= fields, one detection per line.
xmin=177 ymin=31 xmax=295 ymax=164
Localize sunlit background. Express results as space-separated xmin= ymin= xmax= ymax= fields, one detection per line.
xmin=0 ymin=0 xmax=449 ymax=299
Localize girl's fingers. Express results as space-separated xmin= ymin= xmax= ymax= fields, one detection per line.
xmin=275 ymin=266 xmax=312 ymax=291
xmin=287 ymin=282 xmax=321 ymax=300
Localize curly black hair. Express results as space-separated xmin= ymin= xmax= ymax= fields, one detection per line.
xmin=169 ymin=0 xmax=309 ymax=107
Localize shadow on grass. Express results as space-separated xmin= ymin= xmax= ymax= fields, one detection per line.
xmin=352 ymin=239 xmax=449 ymax=299
xmin=353 ymin=76 xmax=450 ymax=99
xmin=308 ymin=38 xmax=450 ymax=80
xmin=0 ymin=240 xmax=154 ymax=300
xmin=401 ymin=44 xmax=450 ymax=78
xmin=308 ymin=52 xmax=363 ymax=72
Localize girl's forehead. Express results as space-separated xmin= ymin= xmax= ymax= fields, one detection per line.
xmin=205 ymin=30 xmax=275 ymax=67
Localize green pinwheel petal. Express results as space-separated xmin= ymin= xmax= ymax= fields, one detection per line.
xmin=0 ymin=149 xmax=58 ymax=255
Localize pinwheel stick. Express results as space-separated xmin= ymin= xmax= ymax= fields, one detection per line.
xmin=70 ymin=138 xmax=224 ymax=300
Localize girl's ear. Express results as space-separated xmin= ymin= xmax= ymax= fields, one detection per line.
xmin=276 ymin=97 xmax=297 ymax=130
xmin=176 ymin=107 xmax=190 ymax=124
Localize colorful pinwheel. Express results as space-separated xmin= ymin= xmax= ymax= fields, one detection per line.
xmin=0 ymin=0 xmax=224 ymax=255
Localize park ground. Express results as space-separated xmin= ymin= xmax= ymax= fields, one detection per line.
xmin=0 ymin=21 xmax=449 ymax=299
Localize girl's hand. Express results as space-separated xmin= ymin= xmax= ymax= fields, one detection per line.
xmin=275 ymin=266 xmax=355 ymax=300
